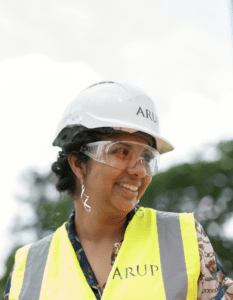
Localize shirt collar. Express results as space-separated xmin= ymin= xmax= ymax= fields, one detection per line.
xmin=65 ymin=207 xmax=138 ymax=242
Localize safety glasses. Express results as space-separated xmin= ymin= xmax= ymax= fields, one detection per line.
xmin=79 ymin=141 xmax=160 ymax=176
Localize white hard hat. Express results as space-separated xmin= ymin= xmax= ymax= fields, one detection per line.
xmin=53 ymin=81 xmax=174 ymax=155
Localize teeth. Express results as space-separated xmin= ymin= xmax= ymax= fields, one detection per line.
xmin=119 ymin=183 xmax=138 ymax=192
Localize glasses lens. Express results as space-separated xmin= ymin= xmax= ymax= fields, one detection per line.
xmin=146 ymin=154 xmax=159 ymax=176
xmin=106 ymin=142 xmax=159 ymax=176
xmin=139 ymin=149 xmax=158 ymax=176
xmin=106 ymin=143 xmax=135 ymax=169
xmin=81 ymin=141 xmax=159 ymax=176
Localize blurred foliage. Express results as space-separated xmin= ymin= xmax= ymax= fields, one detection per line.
xmin=10 ymin=171 xmax=74 ymax=241
xmin=0 ymin=171 xmax=74 ymax=297
xmin=142 ymin=139 xmax=233 ymax=277
xmin=1 ymin=140 xmax=233 ymax=296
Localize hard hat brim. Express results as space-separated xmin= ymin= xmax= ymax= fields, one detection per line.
xmin=53 ymin=118 xmax=174 ymax=155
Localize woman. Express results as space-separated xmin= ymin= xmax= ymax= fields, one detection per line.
xmin=3 ymin=81 xmax=233 ymax=299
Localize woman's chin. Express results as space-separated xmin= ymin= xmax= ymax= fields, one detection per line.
xmin=112 ymin=197 xmax=138 ymax=213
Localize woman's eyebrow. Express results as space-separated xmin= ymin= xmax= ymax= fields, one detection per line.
xmin=111 ymin=141 xmax=133 ymax=148
xmin=112 ymin=142 xmax=153 ymax=153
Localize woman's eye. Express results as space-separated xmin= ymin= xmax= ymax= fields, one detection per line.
xmin=143 ymin=154 xmax=154 ymax=162
xmin=122 ymin=148 xmax=130 ymax=156
xmin=117 ymin=148 xmax=129 ymax=156
xmin=111 ymin=147 xmax=131 ymax=159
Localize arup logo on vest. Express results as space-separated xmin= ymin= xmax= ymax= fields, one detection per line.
xmin=112 ymin=264 xmax=159 ymax=279
xmin=136 ymin=107 xmax=157 ymax=123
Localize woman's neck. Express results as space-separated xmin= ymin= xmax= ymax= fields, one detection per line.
xmin=74 ymin=200 xmax=127 ymax=243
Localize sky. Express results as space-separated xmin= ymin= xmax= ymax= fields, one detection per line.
xmin=0 ymin=0 xmax=233 ymax=277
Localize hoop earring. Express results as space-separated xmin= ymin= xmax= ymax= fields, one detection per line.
xmin=135 ymin=207 xmax=145 ymax=218
xmin=80 ymin=177 xmax=91 ymax=212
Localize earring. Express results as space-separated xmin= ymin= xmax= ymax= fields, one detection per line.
xmin=135 ymin=207 xmax=145 ymax=218
xmin=80 ymin=177 xmax=91 ymax=212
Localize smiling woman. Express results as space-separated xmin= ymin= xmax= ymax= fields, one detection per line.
xmin=3 ymin=82 xmax=233 ymax=300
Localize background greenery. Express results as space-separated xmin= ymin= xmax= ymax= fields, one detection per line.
xmin=1 ymin=139 xmax=233 ymax=296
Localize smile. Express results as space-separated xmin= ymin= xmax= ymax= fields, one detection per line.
xmin=118 ymin=183 xmax=139 ymax=192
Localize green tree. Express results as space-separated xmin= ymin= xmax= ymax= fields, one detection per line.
xmin=142 ymin=140 xmax=233 ymax=277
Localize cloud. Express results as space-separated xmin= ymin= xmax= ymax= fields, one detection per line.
xmin=1 ymin=0 xmax=232 ymax=113
xmin=160 ymin=91 xmax=233 ymax=169
xmin=1 ymin=0 xmax=231 ymax=62
xmin=0 ymin=55 xmax=101 ymax=172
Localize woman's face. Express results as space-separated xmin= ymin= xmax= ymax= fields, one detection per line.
xmin=82 ymin=133 xmax=152 ymax=214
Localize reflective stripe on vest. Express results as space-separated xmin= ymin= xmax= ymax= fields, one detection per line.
xmin=10 ymin=208 xmax=200 ymax=300
xmin=19 ymin=234 xmax=54 ymax=300
xmin=157 ymin=211 xmax=188 ymax=299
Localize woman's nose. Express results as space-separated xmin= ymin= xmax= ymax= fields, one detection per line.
xmin=126 ymin=159 xmax=147 ymax=177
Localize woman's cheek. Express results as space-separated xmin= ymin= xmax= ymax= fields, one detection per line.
xmin=140 ymin=178 xmax=152 ymax=196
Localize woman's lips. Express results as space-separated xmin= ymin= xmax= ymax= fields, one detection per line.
xmin=115 ymin=183 xmax=139 ymax=196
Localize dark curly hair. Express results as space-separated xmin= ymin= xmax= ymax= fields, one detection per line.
xmin=51 ymin=128 xmax=125 ymax=198
xmin=52 ymin=127 xmax=157 ymax=199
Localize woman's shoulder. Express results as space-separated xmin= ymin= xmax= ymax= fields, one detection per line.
xmin=16 ymin=223 xmax=67 ymax=259
xmin=144 ymin=207 xmax=194 ymax=219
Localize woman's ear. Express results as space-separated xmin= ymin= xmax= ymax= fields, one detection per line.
xmin=67 ymin=155 xmax=86 ymax=180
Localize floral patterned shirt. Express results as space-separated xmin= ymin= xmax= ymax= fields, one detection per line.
xmin=2 ymin=208 xmax=233 ymax=299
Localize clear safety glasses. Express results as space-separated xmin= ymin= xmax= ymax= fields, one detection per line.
xmin=79 ymin=141 xmax=160 ymax=176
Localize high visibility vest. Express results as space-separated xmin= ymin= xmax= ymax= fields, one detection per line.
xmin=9 ymin=208 xmax=200 ymax=300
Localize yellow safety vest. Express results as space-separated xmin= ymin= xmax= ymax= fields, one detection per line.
xmin=9 ymin=208 xmax=200 ymax=300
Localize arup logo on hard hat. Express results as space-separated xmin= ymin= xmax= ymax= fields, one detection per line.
xmin=136 ymin=107 xmax=157 ymax=123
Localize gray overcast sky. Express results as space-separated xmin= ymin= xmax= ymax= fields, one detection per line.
xmin=0 ymin=0 xmax=232 ymax=277
xmin=1 ymin=0 xmax=232 ymax=116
